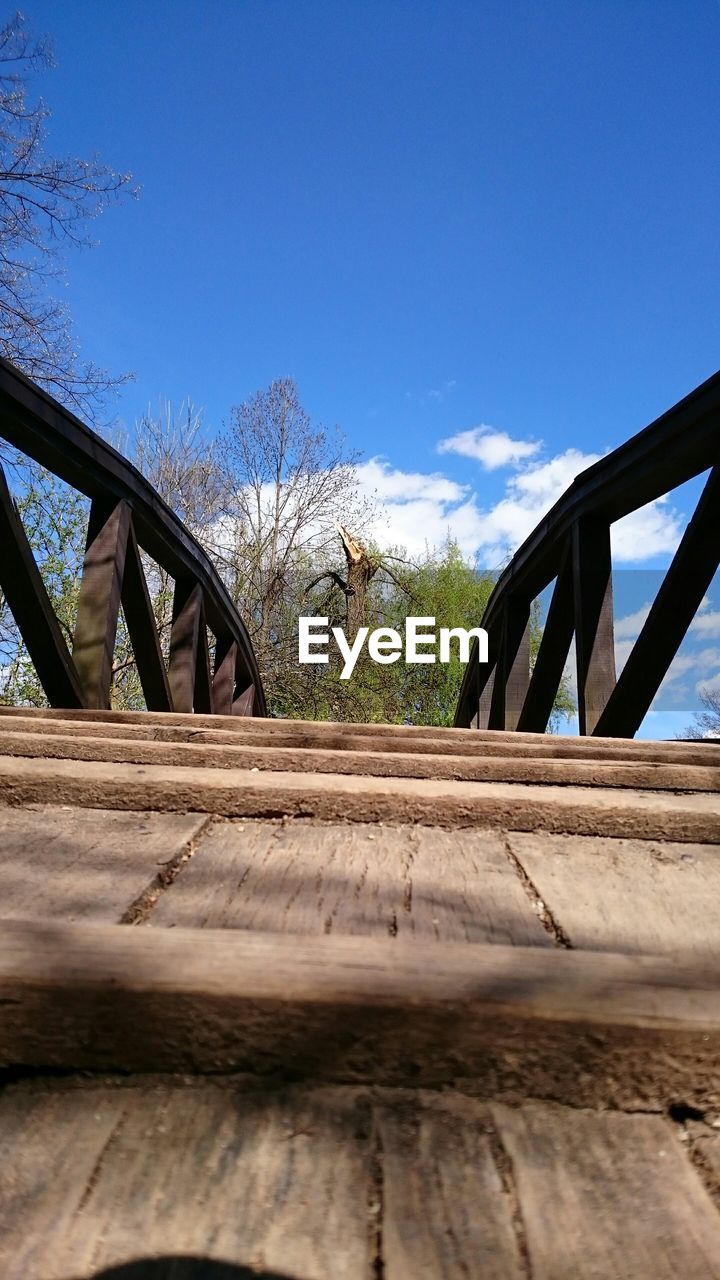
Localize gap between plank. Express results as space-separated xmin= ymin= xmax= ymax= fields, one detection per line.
xmin=118 ymin=814 xmax=216 ymax=926
xmin=484 ymin=1107 xmax=534 ymax=1279
xmin=368 ymin=1111 xmax=385 ymax=1280
xmin=501 ymin=833 xmax=573 ymax=948
xmin=75 ymin=1110 xmax=127 ymax=1215
xmin=685 ymin=1138 xmax=720 ymax=1214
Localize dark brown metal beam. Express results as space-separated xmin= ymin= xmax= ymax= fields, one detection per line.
xmin=517 ymin=543 xmax=575 ymax=733
xmin=194 ymin=600 xmax=213 ymax=715
xmin=168 ymin=580 xmax=202 ymax=714
xmin=212 ymin=638 xmax=237 ymax=716
xmin=121 ymin=523 xmax=173 ymax=712
xmin=72 ymin=499 xmax=131 ymax=709
xmin=233 ymin=683 xmax=255 ymax=717
xmin=573 ymin=516 xmax=616 ymax=735
xmin=594 ymin=463 xmax=720 ymax=738
xmin=488 ymin=598 xmax=530 ymax=730
xmin=0 ymin=357 xmax=266 ymax=715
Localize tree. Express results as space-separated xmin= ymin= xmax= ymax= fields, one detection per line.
xmin=216 ymin=377 xmax=374 ymax=700
xmin=0 ymin=13 xmax=135 ymax=418
xmin=301 ymin=536 xmax=576 ymax=727
xmin=680 ymin=686 xmax=720 ymax=739
xmin=132 ymin=401 xmax=224 ymax=538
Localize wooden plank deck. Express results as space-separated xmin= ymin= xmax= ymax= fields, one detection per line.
xmin=1 ymin=707 xmax=720 ymax=1278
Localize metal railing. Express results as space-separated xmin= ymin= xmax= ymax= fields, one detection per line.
xmin=454 ymin=372 xmax=720 ymax=736
xmin=0 ymin=358 xmax=266 ymax=716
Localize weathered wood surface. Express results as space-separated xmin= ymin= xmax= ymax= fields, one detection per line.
xmin=149 ymin=821 xmax=552 ymax=946
xmin=0 ymin=806 xmax=205 ymax=923
xmin=1 ymin=704 xmax=718 ymax=764
xmin=508 ymin=831 xmax=720 ymax=957
xmin=1 ymin=724 xmax=718 ymax=790
xmin=1 ymin=752 xmax=718 ymax=841
xmin=4 ymin=919 xmax=720 ymax=1109
xmin=377 ymin=1093 xmax=526 ymax=1279
xmin=493 ymin=1101 xmax=720 ymax=1279
xmin=2 ymin=1082 xmax=720 ymax=1280
xmin=1 ymin=707 xmax=720 ymax=1274
xmin=0 ymin=1083 xmax=372 ymax=1280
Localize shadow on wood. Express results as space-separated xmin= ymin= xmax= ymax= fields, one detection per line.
xmin=89 ymin=1262 xmax=295 ymax=1279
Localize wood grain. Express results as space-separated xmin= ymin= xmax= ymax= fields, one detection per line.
xmin=1 ymin=704 xmax=717 ymax=765
xmin=377 ymin=1093 xmax=526 ymax=1278
xmin=508 ymin=831 xmax=720 ymax=957
xmin=0 ymin=753 xmax=717 ymax=840
xmin=0 ymin=1083 xmax=371 ymax=1279
xmin=4 ymin=920 xmax=720 ymax=1108
xmin=150 ymin=821 xmax=552 ymax=946
xmin=493 ymin=1101 xmax=720 ymax=1278
xmin=2 ymin=726 xmax=718 ymax=791
xmin=0 ymin=806 xmax=205 ymax=923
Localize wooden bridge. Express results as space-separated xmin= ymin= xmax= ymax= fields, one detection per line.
xmin=0 ymin=361 xmax=719 ymax=1279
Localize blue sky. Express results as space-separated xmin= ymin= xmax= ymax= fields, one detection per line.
xmin=19 ymin=0 xmax=720 ymax=734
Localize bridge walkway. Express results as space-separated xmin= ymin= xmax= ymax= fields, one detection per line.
xmin=1 ymin=707 xmax=720 ymax=1278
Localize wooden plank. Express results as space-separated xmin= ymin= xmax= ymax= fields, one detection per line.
xmin=150 ymin=822 xmax=552 ymax=946
xmin=492 ymin=1102 xmax=720 ymax=1278
xmin=573 ymin=515 xmax=616 ymax=734
xmin=463 ymin=628 xmax=498 ymax=730
xmin=72 ymin=499 xmax=131 ymax=709
xmin=0 ymin=753 xmax=717 ymax=840
xmin=684 ymin=1126 xmax=720 ymax=1191
xmin=0 ymin=706 xmax=716 ymax=765
xmin=505 ymin=609 xmax=531 ymax=733
xmin=0 ymin=1085 xmax=128 ymax=1278
xmin=595 ymin=462 xmax=720 ymax=738
xmin=0 ymin=462 xmax=85 ymax=708
xmin=377 ymin=1094 xmax=525 ymax=1279
xmin=0 ymin=805 xmax=205 ymax=924
xmin=1 ymin=702 xmax=718 ymax=756
xmin=4 ymin=920 xmax=720 ymax=1108
xmin=1 ymin=725 xmax=717 ymax=792
xmin=508 ymin=831 xmax=720 ymax=958
xmin=0 ymin=1083 xmax=371 ymax=1279
xmin=120 ymin=522 xmax=173 ymax=711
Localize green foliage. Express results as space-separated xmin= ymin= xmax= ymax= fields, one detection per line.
xmin=0 ymin=460 xmax=88 ymax=706
xmin=277 ymin=538 xmax=575 ymax=729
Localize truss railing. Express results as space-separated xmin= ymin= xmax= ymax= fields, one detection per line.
xmin=0 ymin=358 xmax=265 ymax=716
xmin=454 ymin=371 xmax=720 ymax=736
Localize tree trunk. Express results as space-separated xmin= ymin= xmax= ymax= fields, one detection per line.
xmin=337 ymin=525 xmax=378 ymax=639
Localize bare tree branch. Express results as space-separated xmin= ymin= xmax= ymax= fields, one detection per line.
xmin=0 ymin=13 xmax=137 ymax=419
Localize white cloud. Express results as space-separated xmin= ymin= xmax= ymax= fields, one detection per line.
xmin=438 ymin=425 xmax=541 ymax=470
xmin=615 ymin=603 xmax=652 ymax=641
xmin=691 ymin=610 xmax=720 ymax=639
xmin=357 ymin=458 xmax=466 ymax=505
xmin=359 ymin=443 xmax=684 ymax=568
xmin=612 ymin=498 xmax=683 ymax=562
xmin=698 ymin=671 xmax=720 ymax=696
